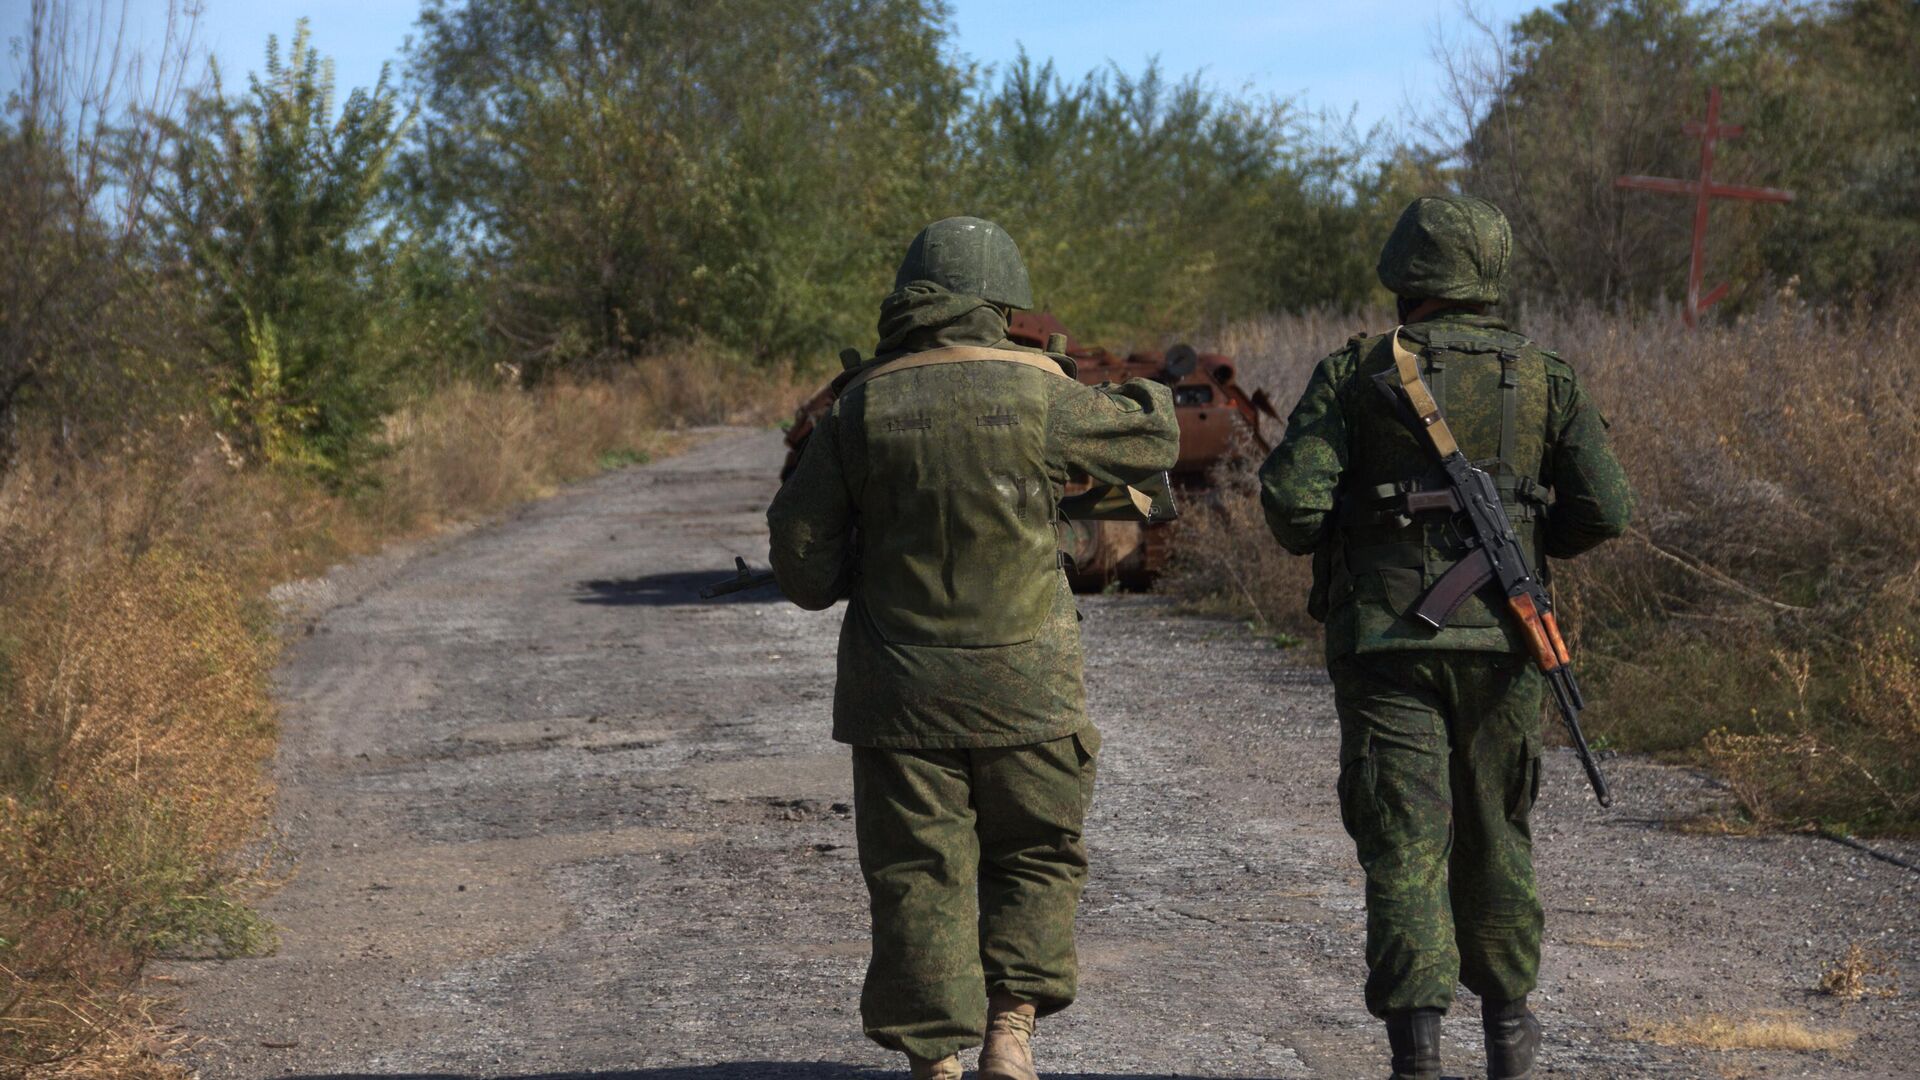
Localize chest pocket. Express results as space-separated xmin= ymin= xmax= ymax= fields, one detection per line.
xmin=849 ymin=362 xmax=1060 ymax=647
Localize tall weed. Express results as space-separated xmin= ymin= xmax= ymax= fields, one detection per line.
xmin=0 ymin=348 xmax=796 ymax=1073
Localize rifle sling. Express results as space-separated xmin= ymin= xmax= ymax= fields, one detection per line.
xmin=1384 ymin=329 xmax=1507 ymax=627
xmin=1388 ymin=329 xmax=1462 ymax=460
xmin=839 ymin=345 xmax=1071 ymax=396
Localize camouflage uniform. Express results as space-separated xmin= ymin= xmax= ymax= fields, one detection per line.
xmin=768 ymin=218 xmax=1179 ymax=1063
xmin=1258 ymin=197 xmax=1632 ymax=1032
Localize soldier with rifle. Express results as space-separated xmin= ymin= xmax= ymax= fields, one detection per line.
xmin=1258 ymin=195 xmax=1633 ymax=1080
xmin=765 ymin=217 xmax=1179 ymax=1080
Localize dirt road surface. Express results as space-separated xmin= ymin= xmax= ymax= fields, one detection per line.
xmin=164 ymin=429 xmax=1919 ymax=1080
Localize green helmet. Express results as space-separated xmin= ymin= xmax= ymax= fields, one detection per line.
xmin=893 ymin=216 xmax=1034 ymax=310
xmin=1376 ymin=195 xmax=1512 ymax=304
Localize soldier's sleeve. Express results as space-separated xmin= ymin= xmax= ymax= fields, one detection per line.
xmin=1257 ymin=351 xmax=1350 ymax=556
xmin=1542 ymin=361 xmax=1633 ymax=559
xmin=1047 ymin=377 xmax=1180 ymax=485
xmin=766 ymin=409 xmax=856 ymax=611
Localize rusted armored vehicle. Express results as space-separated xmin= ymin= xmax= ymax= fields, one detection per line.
xmin=780 ymin=311 xmax=1277 ymax=589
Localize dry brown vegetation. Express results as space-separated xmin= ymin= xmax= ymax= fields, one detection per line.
xmin=1157 ymin=308 xmax=1373 ymax=651
xmin=1629 ymin=1011 xmax=1857 ymax=1053
xmin=1819 ymin=943 xmax=1901 ymax=1002
xmin=1566 ymin=936 xmax=1650 ymax=951
xmin=0 ymin=348 xmax=798 ymax=1075
xmin=1165 ymin=298 xmax=1920 ymax=836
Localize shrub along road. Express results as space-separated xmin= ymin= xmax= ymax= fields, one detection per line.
xmin=164 ymin=430 xmax=1919 ymax=1079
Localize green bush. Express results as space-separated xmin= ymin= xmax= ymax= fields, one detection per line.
xmin=160 ymin=21 xmax=415 ymax=480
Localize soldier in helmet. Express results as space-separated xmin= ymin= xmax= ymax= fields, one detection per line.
xmin=1258 ymin=195 xmax=1632 ymax=1080
xmin=768 ymin=216 xmax=1179 ymax=1080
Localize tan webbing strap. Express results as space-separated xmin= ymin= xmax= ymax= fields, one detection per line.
xmin=1389 ymin=329 xmax=1461 ymax=459
xmin=1057 ymin=482 xmax=1156 ymax=521
xmin=839 ymin=345 xmax=1072 ymax=396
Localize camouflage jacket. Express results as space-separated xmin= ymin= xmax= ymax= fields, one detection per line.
xmin=1258 ymin=312 xmax=1632 ymax=659
xmin=767 ymin=290 xmax=1179 ymax=748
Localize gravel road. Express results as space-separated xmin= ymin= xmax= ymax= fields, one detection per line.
xmin=163 ymin=429 xmax=1919 ymax=1080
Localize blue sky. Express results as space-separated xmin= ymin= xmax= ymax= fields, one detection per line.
xmin=4 ymin=0 xmax=1541 ymax=135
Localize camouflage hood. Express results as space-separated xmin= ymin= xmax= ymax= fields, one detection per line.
xmin=874 ymin=280 xmax=1012 ymax=356
xmin=1376 ymin=195 xmax=1513 ymax=304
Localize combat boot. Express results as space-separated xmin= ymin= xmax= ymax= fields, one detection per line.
xmin=978 ymin=990 xmax=1039 ymax=1080
xmin=906 ymin=1052 xmax=961 ymax=1080
xmin=1383 ymin=1008 xmax=1443 ymax=1080
xmin=1483 ymin=997 xmax=1542 ymax=1079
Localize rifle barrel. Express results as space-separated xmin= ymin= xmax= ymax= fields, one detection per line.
xmin=1548 ymin=668 xmax=1613 ymax=807
xmin=698 ymin=560 xmax=780 ymax=599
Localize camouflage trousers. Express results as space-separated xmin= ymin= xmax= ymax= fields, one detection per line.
xmin=1330 ymin=651 xmax=1545 ymax=1017
xmin=851 ymin=728 xmax=1099 ymax=1060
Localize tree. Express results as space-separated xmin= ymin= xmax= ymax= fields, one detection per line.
xmin=0 ymin=0 xmax=200 ymax=470
xmin=951 ymin=56 xmax=1448 ymax=332
xmin=404 ymin=0 xmax=962 ymax=370
xmin=160 ymin=22 xmax=412 ymax=476
xmin=1739 ymin=0 xmax=1920 ymax=303
xmin=1431 ymin=0 xmax=1738 ymax=307
xmin=1259 ymin=128 xmax=1449 ymax=315
xmin=1428 ymin=0 xmax=1920 ymax=311
xmin=950 ymin=54 xmax=1302 ymax=334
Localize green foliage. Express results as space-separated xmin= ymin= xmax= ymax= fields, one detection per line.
xmin=149 ymin=889 xmax=278 ymax=959
xmin=949 ymin=55 xmax=1285 ymax=334
xmin=596 ymin=447 xmax=651 ymax=470
xmin=1456 ymin=0 xmax=1920 ymax=310
xmin=161 ymin=21 xmax=415 ymax=478
xmin=1738 ymin=0 xmax=1920 ymax=303
xmin=1262 ymin=143 xmax=1449 ymax=314
xmin=0 ymin=10 xmax=200 ymax=469
xmin=402 ymin=6 xmax=1422 ymax=364
xmin=1460 ymin=0 xmax=1731 ymax=306
xmin=405 ymin=0 xmax=960 ymax=371
xmin=947 ymin=56 xmax=1422 ymax=337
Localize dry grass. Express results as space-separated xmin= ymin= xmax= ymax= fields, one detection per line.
xmin=1668 ymin=813 xmax=1771 ymax=837
xmin=1630 ymin=1011 xmax=1857 ymax=1053
xmin=1819 ymin=943 xmax=1901 ymax=1001
xmin=1159 ymin=455 xmax=1320 ymax=647
xmin=0 ymin=345 xmax=797 ymax=1075
xmin=0 ymin=554 xmax=279 ymax=1071
xmin=1157 ymin=309 xmax=1374 ymax=645
xmin=1163 ymin=297 xmax=1920 ymax=835
xmin=1566 ymin=936 xmax=1649 ymax=950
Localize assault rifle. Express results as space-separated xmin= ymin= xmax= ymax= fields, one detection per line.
xmin=1374 ymin=330 xmax=1614 ymax=807
xmin=699 ymin=556 xmax=778 ymax=599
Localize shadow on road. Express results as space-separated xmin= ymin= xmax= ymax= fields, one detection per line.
xmin=574 ymin=571 xmax=782 ymax=606
xmin=274 ymin=1060 xmax=1259 ymax=1068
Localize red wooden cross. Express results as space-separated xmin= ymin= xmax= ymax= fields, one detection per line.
xmin=1615 ymin=87 xmax=1794 ymax=326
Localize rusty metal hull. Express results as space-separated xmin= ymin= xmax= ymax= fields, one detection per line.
xmin=779 ymin=311 xmax=1277 ymax=590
